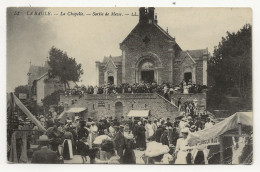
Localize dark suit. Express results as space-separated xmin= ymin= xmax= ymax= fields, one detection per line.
xmin=114 ymin=131 xmax=125 ymax=164
xmin=31 ymin=147 xmax=58 ymax=164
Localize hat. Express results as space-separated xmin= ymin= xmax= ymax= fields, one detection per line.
xmin=190 ymin=125 xmax=196 ymax=132
xmin=119 ymin=125 xmax=124 ymax=128
xmin=138 ymin=121 xmax=141 ymax=125
xmin=182 ymin=117 xmax=187 ymax=121
xmin=181 ymin=127 xmax=189 ymax=134
xmin=81 ymin=137 xmax=88 ymax=142
xmin=75 ymin=116 xmax=80 ymax=120
xmin=37 ymin=135 xmax=50 ymax=142
xmin=187 ymin=116 xmax=192 ymax=120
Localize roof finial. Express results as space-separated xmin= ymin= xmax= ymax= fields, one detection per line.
xmin=155 ymin=13 xmax=158 ymax=24
xmin=29 ymin=59 xmax=32 ymax=66
xmin=166 ymin=27 xmax=168 ymax=33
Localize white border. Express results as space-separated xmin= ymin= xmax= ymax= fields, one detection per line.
xmin=0 ymin=0 xmax=259 ymax=172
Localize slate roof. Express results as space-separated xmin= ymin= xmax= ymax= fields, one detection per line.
xmin=178 ymin=49 xmax=208 ymax=61
xmin=28 ymin=65 xmax=49 ymax=85
xmin=102 ymin=56 xmax=122 ymax=64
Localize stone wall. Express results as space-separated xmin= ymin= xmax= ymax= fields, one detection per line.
xmin=59 ymin=92 xmax=206 ymax=121
xmin=121 ymin=24 xmax=177 ymax=85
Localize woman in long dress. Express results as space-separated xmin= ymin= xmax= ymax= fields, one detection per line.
xmin=136 ymin=122 xmax=146 ymax=150
xmin=62 ymin=127 xmax=74 ymax=160
xmin=174 ymin=128 xmax=191 ymax=164
xmin=146 ymin=120 xmax=154 ymax=139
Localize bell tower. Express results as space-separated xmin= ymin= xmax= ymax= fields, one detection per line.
xmin=139 ymin=7 xmax=155 ymax=24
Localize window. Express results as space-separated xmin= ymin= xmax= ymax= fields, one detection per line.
xmin=108 ymin=104 xmax=110 ymax=110
xmin=93 ymin=104 xmax=95 ymax=110
xmin=132 ymin=104 xmax=134 ymax=109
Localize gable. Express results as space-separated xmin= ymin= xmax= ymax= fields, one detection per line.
xmin=181 ymin=53 xmax=196 ymax=66
xmin=104 ymin=59 xmax=117 ymax=71
xmin=120 ymin=23 xmax=180 ymax=49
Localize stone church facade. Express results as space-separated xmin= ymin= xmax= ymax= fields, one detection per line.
xmin=96 ymin=7 xmax=209 ymax=86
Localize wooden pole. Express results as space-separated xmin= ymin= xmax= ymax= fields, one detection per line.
xmin=219 ymin=136 xmax=224 ymax=164
xmin=238 ymin=123 xmax=242 ymax=135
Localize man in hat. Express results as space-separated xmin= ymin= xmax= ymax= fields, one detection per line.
xmin=160 ymin=128 xmax=169 ymax=146
xmin=154 ymin=124 xmax=164 ymax=143
xmin=194 ymin=116 xmax=203 ymax=131
xmin=113 ymin=125 xmax=125 ymax=163
xmin=31 ymin=135 xmax=58 ymax=164
xmin=187 ymin=116 xmax=194 ymax=127
xmin=165 ymin=118 xmax=173 ymax=127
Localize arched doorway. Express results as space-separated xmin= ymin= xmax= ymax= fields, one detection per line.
xmin=108 ymin=76 xmax=114 ymax=85
xmin=138 ymin=61 xmax=156 ymax=83
xmin=115 ymin=102 xmax=123 ymax=119
xmin=141 ymin=61 xmax=155 ymax=83
xmin=184 ymin=72 xmax=192 ymax=83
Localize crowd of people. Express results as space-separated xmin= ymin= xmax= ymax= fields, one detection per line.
xmin=64 ymin=80 xmax=207 ymax=97
xmin=28 ymin=107 xmax=215 ymax=164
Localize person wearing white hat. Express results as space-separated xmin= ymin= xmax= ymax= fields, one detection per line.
xmin=178 ymin=117 xmax=187 ymax=131
xmin=174 ymin=127 xmax=191 ymax=164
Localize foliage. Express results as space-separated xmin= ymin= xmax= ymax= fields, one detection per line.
xmin=48 ymin=46 xmax=84 ymax=90
xmin=14 ymin=85 xmax=29 ymax=98
xmin=207 ymin=24 xmax=252 ymax=111
xmin=42 ymin=90 xmax=63 ymax=109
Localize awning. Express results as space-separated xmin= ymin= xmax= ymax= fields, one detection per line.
xmin=66 ymin=107 xmax=87 ymax=113
xmin=188 ymin=112 xmax=253 ymax=146
xmin=57 ymin=107 xmax=87 ymax=119
xmin=127 ymin=110 xmax=150 ymax=117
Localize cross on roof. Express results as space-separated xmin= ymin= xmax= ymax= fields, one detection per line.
xmin=143 ymin=36 xmax=150 ymax=45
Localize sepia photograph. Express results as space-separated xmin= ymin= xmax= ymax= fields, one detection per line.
xmin=6 ymin=7 xmax=252 ymax=165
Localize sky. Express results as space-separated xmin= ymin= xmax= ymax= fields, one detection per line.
xmin=6 ymin=7 xmax=252 ymax=92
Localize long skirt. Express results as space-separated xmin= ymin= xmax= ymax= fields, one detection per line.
xmin=175 ymin=151 xmax=188 ymax=164
xmin=123 ymin=149 xmax=136 ymax=164
xmin=63 ymin=139 xmax=73 ymax=160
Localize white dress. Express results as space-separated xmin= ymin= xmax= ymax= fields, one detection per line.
xmin=183 ymin=86 xmax=189 ymax=94
xmin=175 ymin=137 xmax=190 ymax=164
xmin=145 ymin=124 xmax=154 ymax=138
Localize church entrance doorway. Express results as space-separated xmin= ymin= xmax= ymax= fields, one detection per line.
xmin=141 ymin=70 xmax=154 ymax=83
xmin=115 ymin=102 xmax=123 ymax=119
xmin=108 ymin=76 xmax=114 ymax=85
xmin=184 ymin=72 xmax=192 ymax=83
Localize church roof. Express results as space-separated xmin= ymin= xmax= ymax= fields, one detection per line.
xmin=102 ymin=55 xmax=122 ymax=64
xmin=28 ymin=65 xmax=49 ymax=85
xmin=121 ymin=23 xmax=176 ymax=46
xmin=178 ymin=49 xmax=208 ymax=61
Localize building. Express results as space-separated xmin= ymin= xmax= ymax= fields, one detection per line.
xmin=96 ymin=7 xmax=209 ymax=86
xmin=27 ymin=62 xmax=64 ymax=105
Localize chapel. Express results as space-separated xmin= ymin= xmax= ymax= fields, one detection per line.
xmin=96 ymin=7 xmax=209 ymax=86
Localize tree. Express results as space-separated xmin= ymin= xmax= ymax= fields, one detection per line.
xmin=48 ymin=46 xmax=84 ymax=90
xmin=14 ymin=85 xmax=29 ymax=98
xmin=207 ymin=24 xmax=252 ymax=111
xmin=42 ymin=90 xmax=62 ymax=109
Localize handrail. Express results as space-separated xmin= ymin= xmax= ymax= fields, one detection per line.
xmin=156 ymin=93 xmax=178 ymax=108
